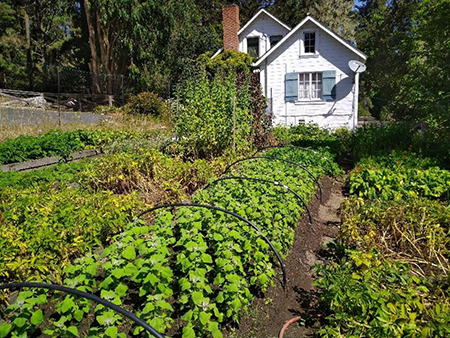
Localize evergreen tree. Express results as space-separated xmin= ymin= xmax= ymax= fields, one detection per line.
xmin=309 ymin=0 xmax=357 ymax=40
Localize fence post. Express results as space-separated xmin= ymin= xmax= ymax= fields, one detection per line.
xmin=121 ymin=75 xmax=124 ymax=106
xmin=57 ymin=66 xmax=61 ymax=127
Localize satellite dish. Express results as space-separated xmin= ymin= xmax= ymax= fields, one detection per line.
xmin=348 ymin=60 xmax=366 ymax=73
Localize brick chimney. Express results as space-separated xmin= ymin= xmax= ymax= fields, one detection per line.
xmin=222 ymin=4 xmax=240 ymax=51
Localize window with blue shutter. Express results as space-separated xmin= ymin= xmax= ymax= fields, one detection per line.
xmin=322 ymin=70 xmax=336 ymax=100
xmin=285 ymin=73 xmax=298 ymax=102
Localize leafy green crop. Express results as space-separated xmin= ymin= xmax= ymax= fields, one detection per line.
xmin=315 ymin=143 xmax=450 ymax=338
xmin=315 ymin=249 xmax=450 ymax=337
xmin=348 ymin=150 xmax=450 ymax=201
xmin=0 ymin=186 xmax=143 ymax=284
xmin=0 ymin=147 xmax=332 ymax=337
xmin=0 ymin=129 xmax=159 ymax=165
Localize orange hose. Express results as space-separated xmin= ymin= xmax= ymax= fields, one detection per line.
xmin=279 ymin=316 xmax=303 ymax=338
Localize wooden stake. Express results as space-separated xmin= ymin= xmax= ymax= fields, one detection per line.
xmin=57 ymin=66 xmax=61 ymax=127
xmin=232 ymin=96 xmax=236 ymax=152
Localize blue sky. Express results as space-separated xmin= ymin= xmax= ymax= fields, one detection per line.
xmin=354 ymin=0 xmax=364 ymax=9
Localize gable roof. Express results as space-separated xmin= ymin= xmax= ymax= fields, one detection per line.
xmin=212 ymin=8 xmax=290 ymax=59
xmin=238 ymin=8 xmax=291 ymax=35
xmin=253 ymin=15 xmax=367 ymax=66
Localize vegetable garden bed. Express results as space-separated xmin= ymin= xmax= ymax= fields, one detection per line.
xmin=0 ymin=146 xmax=340 ymax=338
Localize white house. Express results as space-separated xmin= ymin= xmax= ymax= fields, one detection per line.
xmin=215 ymin=5 xmax=367 ymax=130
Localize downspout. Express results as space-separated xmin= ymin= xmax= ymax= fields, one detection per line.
xmin=353 ymin=72 xmax=360 ymax=130
xmin=265 ymin=59 xmax=268 ymax=98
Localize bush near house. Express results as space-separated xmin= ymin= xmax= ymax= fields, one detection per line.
xmin=124 ymin=92 xmax=169 ymax=118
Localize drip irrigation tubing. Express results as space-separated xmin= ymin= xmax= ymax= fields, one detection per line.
xmin=222 ymin=156 xmax=322 ymax=202
xmin=0 ymin=282 xmax=165 ymax=338
xmin=205 ymin=176 xmax=313 ymax=224
xmin=135 ymin=203 xmax=287 ymax=288
xmin=253 ymin=145 xmax=334 ymax=172
xmin=279 ymin=316 xmax=303 ymax=338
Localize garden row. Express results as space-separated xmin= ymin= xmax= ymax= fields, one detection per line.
xmin=0 ymin=149 xmax=221 ymax=285
xmin=0 ymin=147 xmax=340 ymax=337
xmin=312 ymin=132 xmax=450 ymax=336
xmin=0 ymin=128 xmax=172 ymax=166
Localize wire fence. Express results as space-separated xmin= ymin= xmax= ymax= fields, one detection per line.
xmin=0 ymin=62 xmax=134 ymax=116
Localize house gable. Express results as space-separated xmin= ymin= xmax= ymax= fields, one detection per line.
xmin=258 ymin=19 xmax=366 ymax=129
xmin=253 ymin=16 xmax=366 ymax=66
xmin=212 ymin=9 xmax=290 ymax=58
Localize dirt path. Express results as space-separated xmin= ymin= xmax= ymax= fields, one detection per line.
xmin=224 ymin=176 xmax=345 ymax=338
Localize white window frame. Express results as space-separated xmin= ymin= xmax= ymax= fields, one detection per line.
xmin=298 ymin=72 xmax=323 ymax=101
xmin=247 ymin=36 xmax=260 ymax=57
xmin=299 ymin=30 xmax=319 ymax=56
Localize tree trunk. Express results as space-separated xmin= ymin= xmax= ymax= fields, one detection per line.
xmin=24 ymin=10 xmax=33 ymax=90
xmin=83 ymin=0 xmax=101 ymax=94
xmin=95 ymin=7 xmax=113 ymax=94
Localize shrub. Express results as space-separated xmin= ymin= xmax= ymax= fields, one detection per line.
xmin=91 ymin=105 xmax=120 ymax=115
xmin=351 ymin=123 xmax=450 ymax=167
xmin=197 ymin=50 xmax=253 ymax=76
xmin=125 ymin=92 xmax=168 ymax=117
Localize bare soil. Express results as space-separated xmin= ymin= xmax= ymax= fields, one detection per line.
xmin=224 ymin=176 xmax=345 ymax=338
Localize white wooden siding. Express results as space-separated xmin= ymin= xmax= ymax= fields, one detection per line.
xmin=239 ymin=12 xmax=290 ymax=56
xmin=260 ymin=22 xmax=365 ymax=130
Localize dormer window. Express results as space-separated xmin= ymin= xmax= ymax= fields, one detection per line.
xmin=304 ymin=32 xmax=315 ymax=53
xmin=270 ymin=35 xmax=283 ymax=48
xmin=247 ymin=37 xmax=259 ymax=58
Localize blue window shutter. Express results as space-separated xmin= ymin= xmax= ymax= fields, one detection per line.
xmin=285 ymin=73 xmax=298 ymax=102
xmin=322 ymin=70 xmax=336 ymax=100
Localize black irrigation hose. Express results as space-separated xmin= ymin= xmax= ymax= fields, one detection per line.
xmin=0 ymin=282 xmax=166 ymax=338
xmin=205 ymin=176 xmax=313 ymax=225
xmin=222 ymin=156 xmax=322 ymax=202
xmin=253 ymin=145 xmax=334 ymax=172
xmin=136 ymin=203 xmax=287 ymax=288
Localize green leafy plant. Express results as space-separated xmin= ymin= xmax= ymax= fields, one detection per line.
xmin=348 ymin=151 xmax=450 ymax=201
xmin=173 ymin=72 xmax=251 ymax=158
xmin=0 ymin=129 xmax=147 ymax=165
xmin=0 ymin=147 xmax=332 ymax=337
xmin=315 ymin=249 xmax=450 ymax=337
xmin=0 ymin=186 xmax=142 ymax=284
xmin=340 ymin=196 xmax=450 ymax=276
